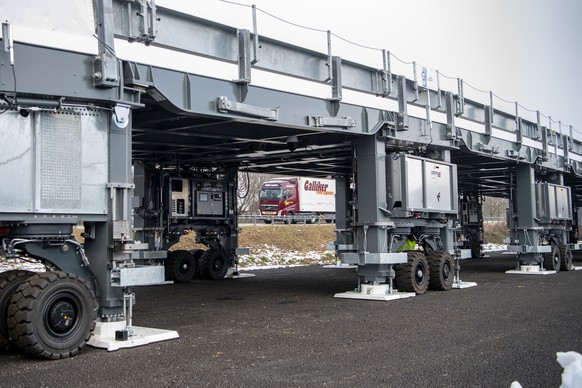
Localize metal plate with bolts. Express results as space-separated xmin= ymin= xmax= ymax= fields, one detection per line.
xmin=334 ymin=284 xmax=415 ymax=302
xmin=506 ymin=265 xmax=556 ymax=275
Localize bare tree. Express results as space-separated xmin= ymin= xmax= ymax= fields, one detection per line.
xmin=482 ymin=196 xmax=508 ymax=219
xmin=236 ymin=172 xmax=277 ymax=214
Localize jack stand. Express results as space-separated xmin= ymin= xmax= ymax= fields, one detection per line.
xmin=452 ymin=252 xmax=477 ymax=289
xmin=335 ymin=278 xmax=415 ymax=302
xmin=88 ymin=290 xmax=179 ymax=352
xmin=506 ymin=263 xmax=556 ymax=275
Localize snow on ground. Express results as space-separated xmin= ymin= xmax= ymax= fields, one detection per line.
xmin=237 ymin=244 xmax=335 ymax=270
xmin=482 ymin=243 xmax=507 ymax=252
xmin=0 ymin=257 xmax=46 ymax=273
xmin=1 ymin=244 xmax=508 ymax=273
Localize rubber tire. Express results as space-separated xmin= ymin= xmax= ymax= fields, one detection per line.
xmin=558 ymin=244 xmax=573 ymax=271
xmin=284 ymin=212 xmax=293 ymax=225
xmin=190 ymin=249 xmax=205 ymax=278
xmin=427 ymin=251 xmax=454 ymax=291
xmin=165 ymin=250 xmax=196 ymax=283
xmin=470 ymin=238 xmax=482 ymax=259
xmin=0 ymin=270 xmax=35 ymax=352
xmin=263 ymin=219 xmax=272 ymax=224
xmin=394 ymin=252 xmax=430 ymax=295
xmin=198 ymin=249 xmax=228 ymax=280
xmin=7 ymin=271 xmax=97 ymax=359
xmin=306 ymin=213 xmax=317 ymax=224
xmin=543 ymin=244 xmax=560 ymax=272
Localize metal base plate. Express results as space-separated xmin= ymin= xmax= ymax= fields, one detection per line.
xmin=334 ymin=284 xmax=415 ymax=302
xmin=88 ymin=321 xmax=179 ymax=352
xmin=323 ymin=264 xmax=357 ymax=269
xmin=231 ymin=272 xmax=256 ymax=279
xmin=452 ymin=281 xmax=478 ymax=289
xmin=573 ymin=266 xmax=582 ymax=271
xmin=506 ymin=265 xmax=556 ymax=275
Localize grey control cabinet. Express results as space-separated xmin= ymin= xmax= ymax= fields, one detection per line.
xmin=387 ymin=153 xmax=458 ymax=214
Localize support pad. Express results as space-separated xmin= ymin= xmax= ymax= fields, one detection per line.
xmin=226 ymin=268 xmax=256 ymax=279
xmin=230 ymin=272 xmax=256 ymax=279
xmin=571 ymin=266 xmax=582 ymax=271
xmin=88 ymin=320 xmax=179 ymax=352
xmin=506 ymin=265 xmax=556 ymax=275
xmin=334 ymin=284 xmax=415 ymax=302
xmin=452 ymin=280 xmax=478 ymax=289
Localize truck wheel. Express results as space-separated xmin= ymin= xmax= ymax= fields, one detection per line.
xmin=198 ymin=249 xmax=228 ymax=280
xmin=0 ymin=270 xmax=35 ymax=352
xmin=394 ymin=252 xmax=429 ymax=295
xmin=427 ymin=251 xmax=454 ymax=291
xmin=543 ymin=244 xmax=560 ymax=272
xmin=7 ymin=271 xmax=97 ymax=359
xmin=558 ymin=244 xmax=573 ymax=271
xmin=165 ymin=250 xmax=196 ymax=283
xmin=263 ymin=219 xmax=272 ymax=224
xmin=284 ymin=212 xmax=294 ymax=225
xmin=306 ymin=213 xmax=317 ymax=224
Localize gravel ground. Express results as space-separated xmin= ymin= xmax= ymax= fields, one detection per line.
xmin=1 ymin=252 xmax=581 ymax=387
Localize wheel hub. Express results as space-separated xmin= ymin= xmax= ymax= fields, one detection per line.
xmin=48 ymin=301 xmax=76 ymax=333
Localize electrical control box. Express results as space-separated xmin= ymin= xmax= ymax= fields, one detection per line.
xmin=169 ymin=178 xmax=190 ymax=218
xmin=536 ymin=182 xmax=572 ymax=222
xmin=194 ymin=180 xmax=225 ymax=217
xmin=387 ymin=153 xmax=458 ymax=214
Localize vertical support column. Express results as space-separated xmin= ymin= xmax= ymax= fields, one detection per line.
xmin=333 ymin=175 xmax=354 ymax=264
xmin=512 ymin=163 xmax=542 ymax=267
xmin=354 ymin=135 xmax=393 ymax=283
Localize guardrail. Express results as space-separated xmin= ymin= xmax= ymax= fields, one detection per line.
xmin=483 ymin=217 xmax=505 ymax=223
xmin=238 ymin=214 xmax=335 ymax=225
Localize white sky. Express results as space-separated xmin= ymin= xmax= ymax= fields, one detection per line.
xmin=160 ymin=0 xmax=582 ymax=132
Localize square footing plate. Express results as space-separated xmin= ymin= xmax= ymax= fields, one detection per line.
xmin=334 ymin=290 xmax=415 ymax=302
xmin=452 ymin=281 xmax=478 ymax=289
xmin=88 ymin=321 xmax=179 ymax=352
xmin=323 ymin=264 xmax=357 ymax=269
xmin=231 ymin=272 xmax=256 ymax=279
xmin=506 ymin=269 xmax=556 ymax=275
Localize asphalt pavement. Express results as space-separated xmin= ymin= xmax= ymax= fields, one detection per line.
xmin=1 ymin=252 xmax=582 ymax=387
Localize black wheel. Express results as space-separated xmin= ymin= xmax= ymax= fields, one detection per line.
xmin=7 ymin=271 xmax=97 ymax=359
xmin=198 ymin=249 xmax=228 ymax=280
xmin=427 ymin=251 xmax=454 ymax=291
xmin=558 ymin=244 xmax=573 ymax=271
xmin=543 ymin=244 xmax=560 ymax=272
xmin=394 ymin=251 xmax=430 ymax=295
xmin=306 ymin=213 xmax=317 ymax=224
xmin=284 ymin=212 xmax=293 ymax=225
xmin=190 ymin=249 xmax=205 ymax=278
xmin=0 ymin=270 xmax=35 ymax=352
xmin=263 ymin=219 xmax=272 ymax=224
xmin=470 ymin=239 xmax=482 ymax=258
xmin=165 ymin=250 xmax=196 ymax=283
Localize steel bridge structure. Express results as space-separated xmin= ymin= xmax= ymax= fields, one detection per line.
xmin=0 ymin=0 xmax=580 ymax=359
